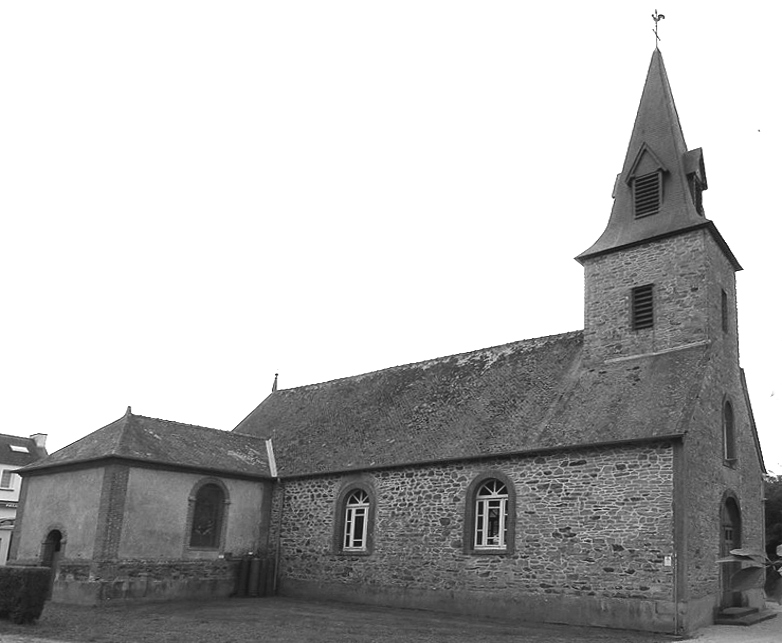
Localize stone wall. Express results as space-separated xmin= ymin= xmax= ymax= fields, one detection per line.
xmin=582 ymin=229 xmax=715 ymax=365
xmin=52 ymin=557 xmax=240 ymax=604
xmin=275 ymin=442 xmax=676 ymax=631
xmin=678 ymin=232 xmax=765 ymax=613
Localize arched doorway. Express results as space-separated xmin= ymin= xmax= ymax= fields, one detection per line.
xmin=720 ymin=497 xmax=742 ymax=608
xmin=41 ymin=529 xmax=64 ymax=599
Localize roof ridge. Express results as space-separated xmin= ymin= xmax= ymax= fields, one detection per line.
xmin=130 ymin=413 xmax=218 ymax=432
xmin=131 ymin=413 xmax=268 ymax=442
xmin=0 ymin=433 xmax=36 ymax=442
xmin=275 ymin=330 xmax=584 ymax=393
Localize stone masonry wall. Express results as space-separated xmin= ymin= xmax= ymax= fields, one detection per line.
xmin=583 ymin=230 xmax=712 ymax=365
xmin=276 ymin=442 xmax=675 ymax=614
xmin=681 ymin=234 xmax=764 ymax=604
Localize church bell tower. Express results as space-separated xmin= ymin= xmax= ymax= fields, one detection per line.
xmin=576 ymin=50 xmax=741 ymax=367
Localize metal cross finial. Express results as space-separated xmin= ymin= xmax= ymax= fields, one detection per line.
xmin=652 ymin=9 xmax=666 ymax=48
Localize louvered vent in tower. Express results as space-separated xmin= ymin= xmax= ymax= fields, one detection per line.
xmin=631 ymin=284 xmax=654 ymax=330
xmin=633 ymin=171 xmax=661 ymax=218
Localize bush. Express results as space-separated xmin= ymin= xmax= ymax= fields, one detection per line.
xmin=0 ymin=565 xmax=51 ymax=624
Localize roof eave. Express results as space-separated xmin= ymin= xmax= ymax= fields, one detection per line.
xmin=575 ymin=221 xmax=742 ymax=271
xmin=17 ymin=454 xmax=273 ymax=481
xmin=278 ymin=433 xmax=686 ymax=480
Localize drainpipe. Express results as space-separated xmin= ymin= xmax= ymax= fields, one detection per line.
xmin=673 ymin=552 xmax=679 ymax=635
xmin=264 ymin=437 xmax=285 ymax=595
xmin=273 ymin=481 xmax=285 ymax=595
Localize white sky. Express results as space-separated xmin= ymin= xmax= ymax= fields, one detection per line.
xmin=2 ymin=2 xmax=780 ymax=471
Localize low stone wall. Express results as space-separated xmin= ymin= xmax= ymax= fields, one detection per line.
xmin=280 ymin=578 xmax=680 ymax=633
xmin=52 ymin=558 xmax=241 ymax=605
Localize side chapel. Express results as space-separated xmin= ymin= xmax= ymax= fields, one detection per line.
xmin=11 ymin=49 xmax=766 ymax=634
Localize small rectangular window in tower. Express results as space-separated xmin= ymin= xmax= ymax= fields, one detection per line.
xmin=721 ymin=289 xmax=729 ymax=333
xmin=633 ymin=172 xmax=661 ymax=218
xmin=631 ymin=284 xmax=654 ymax=330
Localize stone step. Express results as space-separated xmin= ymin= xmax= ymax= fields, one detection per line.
xmin=717 ymin=606 xmax=759 ymax=619
xmin=714 ymin=610 xmax=777 ymax=626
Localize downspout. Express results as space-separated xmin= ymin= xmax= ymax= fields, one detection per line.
xmin=273 ymin=482 xmax=285 ymax=595
xmin=672 ymin=437 xmax=687 ymax=636
xmin=673 ymin=551 xmax=679 ymax=635
xmin=265 ymin=438 xmax=284 ymax=595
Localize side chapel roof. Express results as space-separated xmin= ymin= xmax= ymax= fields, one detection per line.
xmin=21 ymin=411 xmax=271 ymax=478
xmin=234 ymin=333 xmax=707 ymax=477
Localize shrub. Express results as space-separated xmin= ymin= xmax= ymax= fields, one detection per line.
xmin=717 ymin=547 xmax=782 ymax=603
xmin=0 ymin=566 xmax=51 ymax=624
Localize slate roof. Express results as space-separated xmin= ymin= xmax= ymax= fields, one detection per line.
xmin=21 ymin=411 xmax=271 ymax=478
xmin=233 ymin=332 xmax=706 ymax=477
xmin=0 ymin=433 xmax=47 ymax=467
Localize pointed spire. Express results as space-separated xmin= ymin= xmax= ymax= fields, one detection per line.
xmin=272 ymin=373 xmax=278 ymax=393
xmin=577 ymin=50 xmax=739 ymax=269
xmin=125 ymin=405 xmax=132 ymax=417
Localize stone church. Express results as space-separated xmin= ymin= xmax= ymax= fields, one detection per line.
xmin=11 ymin=49 xmax=766 ymax=635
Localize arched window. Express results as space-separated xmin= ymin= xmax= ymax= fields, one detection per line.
xmin=189 ymin=483 xmax=226 ymax=549
xmin=464 ymin=472 xmax=516 ymax=555
xmin=723 ymin=400 xmax=736 ymax=462
xmin=334 ymin=482 xmax=375 ymax=555
xmin=343 ymin=489 xmax=370 ymax=551
xmin=474 ymin=479 xmax=508 ymax=549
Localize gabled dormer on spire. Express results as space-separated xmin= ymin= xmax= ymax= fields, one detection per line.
xmin=577 ymin=50 xmax=736 ymax=266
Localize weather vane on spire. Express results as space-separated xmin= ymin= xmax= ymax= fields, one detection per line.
xmin=652 ymin=9 xmax=666 ymax=48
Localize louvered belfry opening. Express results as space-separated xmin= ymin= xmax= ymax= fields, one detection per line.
xmin=633 ymin=171 xmax=661 ymax=217
xmin=631 ymin=284 xmax=654 ymax=330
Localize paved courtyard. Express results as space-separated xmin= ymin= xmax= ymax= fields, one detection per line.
xmin=0 ymin=598 xmax=780 ymax=643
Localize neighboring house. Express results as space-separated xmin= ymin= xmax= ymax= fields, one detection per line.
xmin=0 ymin=433 xmax=47 ymax=565
xmin=10 ymin=49 xmax=767 ymax=635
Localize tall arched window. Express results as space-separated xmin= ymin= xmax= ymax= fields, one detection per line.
xmin=334 ymin=482 xmax=375 ymax=555
xmin=474 ymin=479 xmax=508 ymax=549
xmin=723 ymin=400 xmax=736 ymax=462
xmin=343 ymin=489 xmax=370 ymax=551
xmin=189 ymin=483 xmax=226 ymax=549
xmin=464 ymin=472 xmax=516 ymax=555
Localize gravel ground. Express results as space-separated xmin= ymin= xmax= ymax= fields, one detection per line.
xmin=0 ymin=597 xmax=780 ymax=643
xmin=0 ymin=597 xmax=673 ymax=643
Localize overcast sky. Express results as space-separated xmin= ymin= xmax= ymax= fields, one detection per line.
xmin=2 ymin=2 xmax=780 ymax=471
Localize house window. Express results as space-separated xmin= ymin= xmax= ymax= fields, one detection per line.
xmin=0 ymin=470 xmax=16 ymax=489
xmin=631 ymin=284 xmax=654 ymax=330
xmin=633 ymin=171 xmax=661 ymax=217
xmin=464 ymin=472 xmax=516 ymax=555
xmin=334 ymin=482 xmax=375 ymax=555
xmin=723 ymin=400 xmax=736 ymax=463
xmin=189 ymin=483 xmax=226 ymax=549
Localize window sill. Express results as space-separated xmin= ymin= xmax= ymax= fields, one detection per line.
xmin=337 ymin=549 xmax=372 ymax=557
xmin=468 ymin=547 xmax=510 ymax=556
xmin=723 ymin=458 xmax=738 ymax=469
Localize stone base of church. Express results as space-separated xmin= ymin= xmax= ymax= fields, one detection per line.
xmin=682 ymin=589 xmax=765 ymax=633
xmin=279 ymin=578 xmax=681 ymax=633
